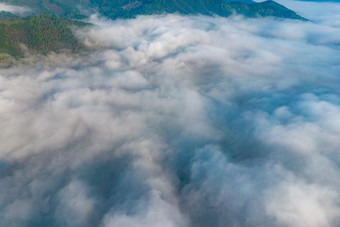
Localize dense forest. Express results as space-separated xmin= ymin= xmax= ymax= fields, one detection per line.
xmin=0 ymin=14 xmax=86 ymax=60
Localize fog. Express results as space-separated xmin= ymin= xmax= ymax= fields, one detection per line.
xmin=0 ymin=3 xmax=30 ymax=15
xmin=0 ymin=2 xmax=340 ymax=227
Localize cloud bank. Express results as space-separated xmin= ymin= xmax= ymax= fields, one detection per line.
xmin=1 ymin=3 xmax=340 ymax=227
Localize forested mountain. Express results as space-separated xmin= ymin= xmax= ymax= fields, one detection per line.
xmin=95 ymin=0 xmax=304 ymax=20
xmin=0 ymin=0 xmax=305 ymax=60
xmin=0 ymin=14 xmax=85 ymax=60
xmin=1 ymin=0 xmax=305 ymax=20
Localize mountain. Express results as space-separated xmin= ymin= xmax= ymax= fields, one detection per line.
xmin=229 ymin=1 xmax=306 ymax=19
xmin=1 ymin=0 xmax=305 ymax=20
xmin=0 ymin=14 xmax=85 ymax=60
xmin=93 ymin=0 xmax=305 ymax=20
xmin=1 ymin=0 xmax=91 ymax=18
xmin=0 ymin=0 xmax=305 ymax=60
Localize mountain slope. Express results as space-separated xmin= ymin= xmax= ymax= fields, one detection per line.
xmin=229 ymin=1 xmax=305 ymax=19
xmin=0 ymin=14 xmax=85 ymax=59
xmin=0 ymin=11 xmax=20 ymax=19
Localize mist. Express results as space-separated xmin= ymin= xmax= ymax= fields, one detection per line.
xmin=0 ymin=3 xmax=30 ymax=15
xmin=0 ymin=2 xmax=340 ymax=227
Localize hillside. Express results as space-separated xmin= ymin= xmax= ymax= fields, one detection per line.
xmin=0 ymin=14 xmax=86 ymax=60
xmin=1 ymin=0 xmax=305 ymax=20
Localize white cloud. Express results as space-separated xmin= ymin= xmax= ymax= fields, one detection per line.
xmin=0 ymin=3 xmax=30 ymax=15
xmin=266 ymin=179 xmax=340 ymax=227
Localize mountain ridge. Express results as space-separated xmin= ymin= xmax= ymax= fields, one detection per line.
xmin=1 ymin=0 xmax=305 ymax=20
xmin=0 ymin=0 xmax=306 ymax=60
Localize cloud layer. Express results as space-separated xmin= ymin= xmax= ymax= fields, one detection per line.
xmin=1 ymin=4 xmax=340 ymax=227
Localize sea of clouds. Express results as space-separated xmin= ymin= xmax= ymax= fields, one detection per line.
xmin=0 ymin=1 xmax=340 ymax=227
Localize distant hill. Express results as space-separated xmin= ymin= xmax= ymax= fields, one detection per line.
xmin=92 ymin=0 xmax=305 ymax=20
xmin=1 ymin=0 xmax=305 ymax=20
xmin=0 ymin=14 xmax=85 ymax=60
xmin=0 ymin=11 xmax=20 ymax=19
